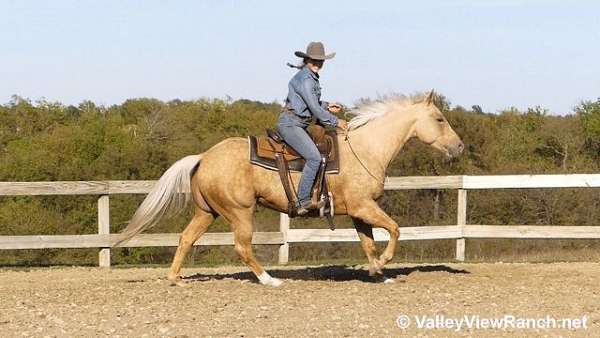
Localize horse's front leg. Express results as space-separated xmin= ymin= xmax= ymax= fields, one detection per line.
xmin=352 ymin=216 xmax=383 ymax=277
xmin=348 ymin=200 xmax=399 ymax=269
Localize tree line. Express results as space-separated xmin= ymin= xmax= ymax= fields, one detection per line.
xmin=1 ymin=94 xmax=599 ymax=266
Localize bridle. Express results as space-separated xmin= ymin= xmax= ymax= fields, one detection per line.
xmin=337 ymin=105 xmax=447 ymax=187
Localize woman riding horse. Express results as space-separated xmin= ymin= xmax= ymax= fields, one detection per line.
xmin=114 ymin=43 xmax=464 ymax=287
xmin=277 ymin=41 xmax=348 ymax=215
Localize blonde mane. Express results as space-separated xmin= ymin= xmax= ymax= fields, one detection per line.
xmin=347 ymin=93 xmax=427 ymax=130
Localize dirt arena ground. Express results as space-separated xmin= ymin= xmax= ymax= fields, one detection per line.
xmin=1 ymin=262 xmax=599 ymax=337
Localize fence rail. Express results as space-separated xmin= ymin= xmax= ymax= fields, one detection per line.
xmin=1 ymin=174 xmax=599 ymax=267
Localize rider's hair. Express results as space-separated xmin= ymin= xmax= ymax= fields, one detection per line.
xmin=286 ymin=57 xmax=308 ymax=69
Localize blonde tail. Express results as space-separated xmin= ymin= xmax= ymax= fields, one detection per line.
xmin=112 ymin=154 xmax=202 ymax=246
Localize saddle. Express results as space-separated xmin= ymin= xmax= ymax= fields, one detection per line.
xmin=248 ymin=124 xmax=340 ymax=173
xmin=248 ymin=124 xmax=338 ymax=228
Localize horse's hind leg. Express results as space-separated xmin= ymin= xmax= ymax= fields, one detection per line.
xmin=227 ymin=206 xmax=283 ymax=287
xmin=168 ymin=208 xmax=215 ymax=286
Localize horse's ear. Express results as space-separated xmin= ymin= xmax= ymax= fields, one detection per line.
xmin=425 ymin=89 xmax=435 ymax=106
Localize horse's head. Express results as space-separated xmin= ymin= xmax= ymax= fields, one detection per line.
xmin=411 ymin=90 xmax=464 ymax=158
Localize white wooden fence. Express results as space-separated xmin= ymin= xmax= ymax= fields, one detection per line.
xmin=1 ymin=174 xmax=599 ymax=267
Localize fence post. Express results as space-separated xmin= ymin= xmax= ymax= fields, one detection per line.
xmin=455 ymin=189 xmax=467 ymax=261
xmin=98 ymin=195 xmax=110 ymax=267
xmin=278 ymin=213 xmax=290 ymax=265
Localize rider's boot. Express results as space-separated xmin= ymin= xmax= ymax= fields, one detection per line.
xmin=296 ymin=199 xmax=325 ymax=216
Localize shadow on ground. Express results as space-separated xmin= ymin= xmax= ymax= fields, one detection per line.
xmin=181 ymin=264 xmax=470 ymax=284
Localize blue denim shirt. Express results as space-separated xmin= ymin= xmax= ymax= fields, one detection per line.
xmin=278 ymin=66 xmax=338 ymax=128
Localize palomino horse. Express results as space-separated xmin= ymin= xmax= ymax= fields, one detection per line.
xmin=114 ymin=91 xmax=464 ymax=287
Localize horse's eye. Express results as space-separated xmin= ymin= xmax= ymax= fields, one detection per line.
xmin=436 ymin=117 xmax=444 ymax=122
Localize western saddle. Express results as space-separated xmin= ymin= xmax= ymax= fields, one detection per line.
xmin=248 ymin=124 xmax=339 ymax=228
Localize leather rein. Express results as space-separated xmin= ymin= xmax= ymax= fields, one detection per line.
xmin=340 ymin=127 xmax=386 ymax=187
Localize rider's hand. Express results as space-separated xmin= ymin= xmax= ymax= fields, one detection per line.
xmin=336 ymin=119 xmax=348 ymax=132
xmin=328 ymin=102 xmax=342 ymax=113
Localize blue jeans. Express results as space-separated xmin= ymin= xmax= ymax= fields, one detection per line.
xmin=276 ymin=113 xmax=321 ymax=206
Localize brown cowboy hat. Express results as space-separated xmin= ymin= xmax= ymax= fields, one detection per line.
xmin=294 ymin=41 xmax=335 ymax=60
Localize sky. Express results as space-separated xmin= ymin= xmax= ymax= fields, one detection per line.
xmin=0 ymin=0 xmax=599 ymax=115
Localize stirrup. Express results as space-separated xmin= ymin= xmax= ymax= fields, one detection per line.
xmin=297 ymin=200 xmax=325 ymax=216
xmin=319 ymin=192 xmax=335 ymax=218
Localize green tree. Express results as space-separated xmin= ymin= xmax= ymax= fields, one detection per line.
xmin=575 ymin=98 xmax=600 ymax=159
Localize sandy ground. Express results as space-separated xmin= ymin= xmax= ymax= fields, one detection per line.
xmin=0 ymin=262 xmax=599 ymax=337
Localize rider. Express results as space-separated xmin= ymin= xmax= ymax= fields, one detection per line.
xmin=276 ymin=41 xmax=348 ymax=215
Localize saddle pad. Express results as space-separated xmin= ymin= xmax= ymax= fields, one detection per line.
xmin=248 ymin=135 xmax=340 ymax=174
xmin=256 ymin=137 xmax=301 ymax=161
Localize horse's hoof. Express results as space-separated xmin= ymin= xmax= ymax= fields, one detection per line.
xmin=266 ymin=277 xmax=283 ymax=287
xmin=259 ymin=277 xmax=283 ymax=287
xmin=368 ymin=265 xmax=384 ymax=277
xmin=257 ymin=272 xmax=284 ymax=287
xmin=173 ymin=280 xmax=188 ymax=287
xmin=168 ymin=275 xmax=187 ymax=287
xmin=370 ymin=273 xmax=396 ymax=284
xmin=369 ymin=270 xmax=383 ymax=277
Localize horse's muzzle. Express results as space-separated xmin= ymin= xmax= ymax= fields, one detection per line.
xmin=448 ymin=140 xmax=464 ymax=158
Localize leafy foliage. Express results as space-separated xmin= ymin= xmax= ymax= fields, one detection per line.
xmin=1 ymin=95 xmax=599 ymax=265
